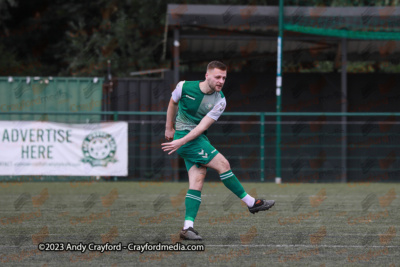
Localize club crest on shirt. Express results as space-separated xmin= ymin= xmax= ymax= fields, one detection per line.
xmin=205 ymin=103 xmax=213 ymax=110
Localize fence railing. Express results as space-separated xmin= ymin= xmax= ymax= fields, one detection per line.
xmin=1 ymin=111 xmax=400 ymax=183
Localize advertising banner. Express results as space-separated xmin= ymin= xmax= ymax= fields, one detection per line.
xmin=0 ymin=121 xmax=128 ymax=176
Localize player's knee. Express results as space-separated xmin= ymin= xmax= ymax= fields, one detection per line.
xmin=220 ymin=158 xmax=230 ymax=172
xmin=190 ymin=175 xmax=205 ymax=190
xmin=195 ymin=175 xmax=205 ymax=184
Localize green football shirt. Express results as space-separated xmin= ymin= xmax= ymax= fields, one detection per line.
xmin=172 ymin=81 xmax=226 ymax=132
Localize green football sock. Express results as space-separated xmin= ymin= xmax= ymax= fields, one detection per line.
xmin=184 ymin=189 xmax=201 ymax=221
xmin=220 ymin=170 xmax=247 ymax=199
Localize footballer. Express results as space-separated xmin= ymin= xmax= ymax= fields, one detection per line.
xmin=162 ymin=61 xmax=275 ymax=240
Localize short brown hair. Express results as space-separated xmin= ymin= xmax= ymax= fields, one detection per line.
xmin=207 ymin=61 xmax=227 ymax=71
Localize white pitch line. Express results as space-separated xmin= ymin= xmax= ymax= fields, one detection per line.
xmin=206 ymin=244 xmax=400 ymax=248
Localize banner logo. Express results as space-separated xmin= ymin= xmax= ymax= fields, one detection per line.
xmin=81 ymin=132 xmax=117 ymax=167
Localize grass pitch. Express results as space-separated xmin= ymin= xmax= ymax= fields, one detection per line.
xmin=0 ymin=181 xmax=398 ymax=266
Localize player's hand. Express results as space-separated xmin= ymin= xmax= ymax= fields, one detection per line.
xmin=161 ymin=139 xmax=184 ymax=155
xmin=165 ymin=128 xmax=175 ymax=141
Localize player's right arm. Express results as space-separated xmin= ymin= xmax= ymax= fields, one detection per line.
xmin=161 ymin=96 xmax=226 ymax=155
xmin=165 ymin=81 xmax=184 ymax=141
xmin=165 ymin=97 xmax=178 ymax=141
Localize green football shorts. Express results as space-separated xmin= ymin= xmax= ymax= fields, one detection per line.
xmin=174 ymin=130 xmax=219 ymax=171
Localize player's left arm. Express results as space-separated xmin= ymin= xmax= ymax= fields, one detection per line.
xmin=161 ymin=116 xmax=215 ymax=155
xmin=161 ymin=98 xmax=226 ymax=155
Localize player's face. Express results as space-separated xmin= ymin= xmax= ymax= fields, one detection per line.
xmin=206 ymin=68 xmax=226 ymax=92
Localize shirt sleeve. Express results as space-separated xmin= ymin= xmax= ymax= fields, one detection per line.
xmin=171 ymin=81 xmax=184 ymax=103
xmin=207 ymin=97 xmax=226 ymax=121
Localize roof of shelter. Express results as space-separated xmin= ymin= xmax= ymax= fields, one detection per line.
xmin=165 ymin=4 xmax=400 ymax=65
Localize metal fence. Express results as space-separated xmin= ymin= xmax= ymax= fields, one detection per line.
xmin=1 ymin=111 xmax=399 ymax=183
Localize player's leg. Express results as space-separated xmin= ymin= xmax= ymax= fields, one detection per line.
xmin=188 ymin=164 xmax=207 ymax=191
xmin=204 ymin=153 xmax=275 ymax=213
xmin=180 ymin=163 xmax=206 ymax=240
xmin=184 ymin=164 xmax=206 ymax=228
xmin=204 ymin=153 xmax=253 ymax=205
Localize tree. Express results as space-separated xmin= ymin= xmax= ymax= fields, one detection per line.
xmin=6 ymin=0 xmax=394 ymax=77
xmin=59 ymin=0 xmax=171 ymax=77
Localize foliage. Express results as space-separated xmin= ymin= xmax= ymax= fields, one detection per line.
xmin=0 ymin=0 xmax=264 ymax=77
xmin=0 ymin=0 xmax=398 ymax=77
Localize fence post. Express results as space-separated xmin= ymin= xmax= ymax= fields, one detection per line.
xmin=260 ymin=113 xmax=265 ymax=182
xmin=341 ymin=38 xmax=348 ymax=183
xmin=113 ymin=111 xmax=118 ymax=181
xmin=275 ymin=0 xmax=284 ymax=184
